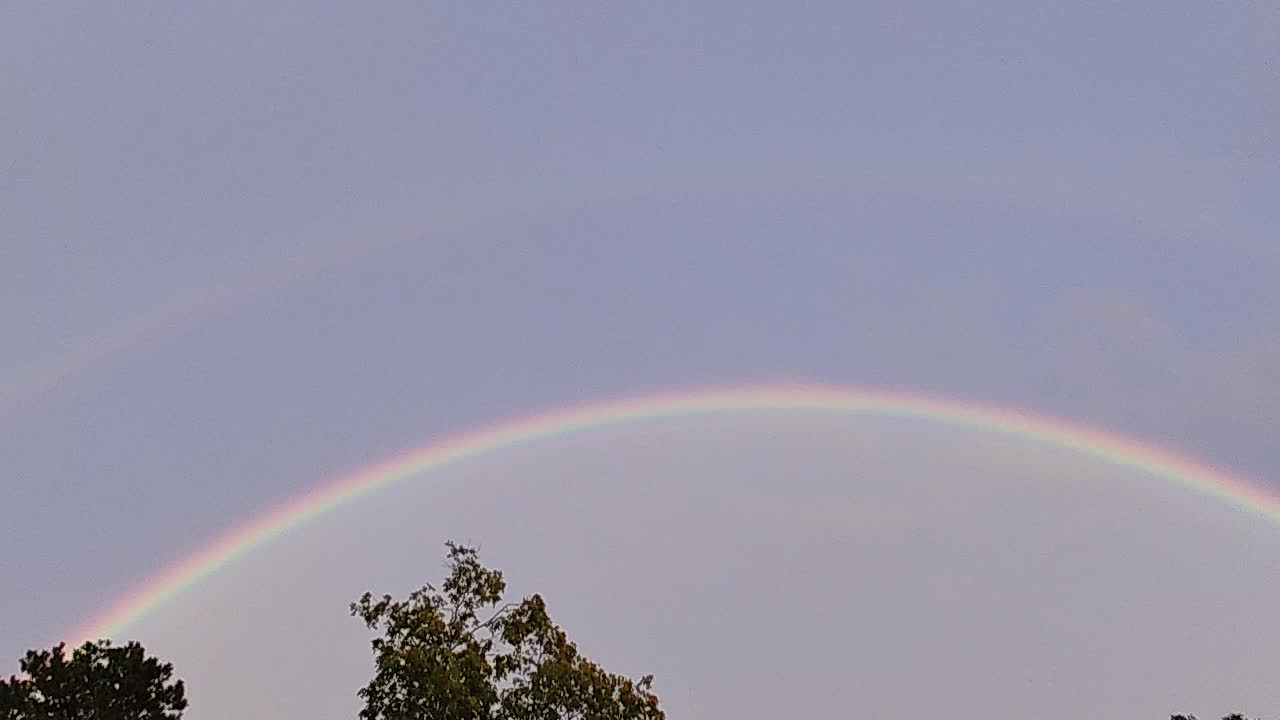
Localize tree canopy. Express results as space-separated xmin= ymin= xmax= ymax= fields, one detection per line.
xmin=350 ymin=541 xmax=665 ymax=720
xmin=5 ymin=543 xmax=1265 ymax=719
xmin=0 ymin=639 xmax=187 ymax=720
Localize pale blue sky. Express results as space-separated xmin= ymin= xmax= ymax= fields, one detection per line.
xmin=2 ymin=3 xmax=1277 ymax=717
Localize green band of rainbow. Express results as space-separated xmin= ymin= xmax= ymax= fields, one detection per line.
xmin=71 ymin=382 xmax=1279 ymax=645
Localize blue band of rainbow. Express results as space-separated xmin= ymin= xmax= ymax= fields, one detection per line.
xmin=71 ymin=382 xmax=1278 ymax=645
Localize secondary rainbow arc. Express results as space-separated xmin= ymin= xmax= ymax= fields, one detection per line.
xmin=71 ymin=382 xmax=1280 ymax=645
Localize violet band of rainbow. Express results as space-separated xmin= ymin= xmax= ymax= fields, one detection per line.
xmin=70 ymin=382 xmax=1280 ymax=646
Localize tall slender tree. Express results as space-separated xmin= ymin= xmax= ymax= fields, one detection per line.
xmin=351 ymin=541 xmax=665 ymax=720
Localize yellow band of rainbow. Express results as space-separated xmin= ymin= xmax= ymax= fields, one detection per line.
xmin=71 ymin=382 xmax=1279 ymax=645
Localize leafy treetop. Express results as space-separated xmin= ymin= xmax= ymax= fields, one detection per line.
xmin=0 ymin=639 xmax=187 ymax=720
xmin=351 ymin=541 xmax=665 ymax=720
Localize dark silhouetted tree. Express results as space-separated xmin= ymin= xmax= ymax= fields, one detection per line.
xmin=1172 ymin=714 xmax=1256 ymax=719
xmin=0 ymin=640 xmax=187 ymax=720
xmin=351 ymin=541 xmax=665 ymax=720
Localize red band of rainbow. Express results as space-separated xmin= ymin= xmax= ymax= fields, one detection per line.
xmin=70 ymin=382 xmax=1279 ymax=645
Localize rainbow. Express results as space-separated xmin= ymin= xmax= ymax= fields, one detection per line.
xmin=70 ymin=382 xmax=1280 ymax=645
xmin=7 ymin=162 xmax=1260 ymax=427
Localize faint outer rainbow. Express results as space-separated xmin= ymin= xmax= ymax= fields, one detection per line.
xmin=70 ymin=382 xmax=1280 ymax=645
xmin=8 ymin=163 xmax=1261 ymax=427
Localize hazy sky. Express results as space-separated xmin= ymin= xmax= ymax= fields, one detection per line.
xmin=2 ymin=3 xmax=1277 ymax=718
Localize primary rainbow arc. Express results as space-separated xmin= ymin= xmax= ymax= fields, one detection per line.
xmin=72 ymin=382 xmax=1280 ymax=645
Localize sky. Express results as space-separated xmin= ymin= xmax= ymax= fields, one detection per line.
xmin=2 ymin=3 xmax=1278 ymax=718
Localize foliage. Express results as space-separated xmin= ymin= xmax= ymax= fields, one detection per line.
xmin=7 ymin=550 xmax=1263 ymax=720
xmin=0 ymin=640 xmax=187 ymax=720
xmin=351 ymin=541 xmax=665 ymax=720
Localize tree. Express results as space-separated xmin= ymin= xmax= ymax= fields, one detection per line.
xmin=351 ymin=541 xmax=665 ymax=720
xmin=0 ymin=639 xmax=187 ymax=720
xmin=1172 ymin=714 xmax=1256 ymax=719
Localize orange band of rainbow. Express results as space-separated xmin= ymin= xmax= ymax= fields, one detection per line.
xmin=71 ymin=382 xmax=1279 ymax=645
